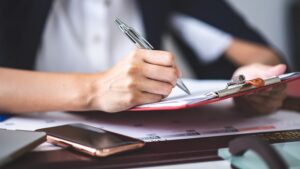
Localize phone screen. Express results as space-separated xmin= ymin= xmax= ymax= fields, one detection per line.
xmin=39 ymin=124 xmax=142 ymax=149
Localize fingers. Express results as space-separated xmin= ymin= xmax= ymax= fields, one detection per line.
xmin=126 ymin=49 xmax=178 ymax=94
xmin=143 ymin=64 xmax=178 ymax=85
xmin=133 ymin=91 xmax=163 ymax=105
xmin=233 ymin=63 xmax=287 ymax=80
xmin=234 ymin=84 xmax=287 ymax=116
xmin=264 ymin=64 xmax=287 ymax=77
xmin=122 ymin=65 xmax=176 ymax=96
xmin=244 ymin=93 xmax=284 ymax=109
xmin=255 ymin=84 xmax=287 ymax=98
xmin=137 ymin=77 xmax=174 ymax=96
xmin=135 ymin=49 xmax=176 ymax=67
xmin=121 ymin=90 xmax=163 ymax=108
xmin=234 ymin=96 xmax=273 ymax=116
xmin=98 ymin=49 xmax=179 ymax=112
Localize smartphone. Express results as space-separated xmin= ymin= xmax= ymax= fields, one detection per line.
xmin=37 ymin=123 xmax=145 ymax=157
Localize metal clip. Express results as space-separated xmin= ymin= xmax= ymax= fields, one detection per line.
xmin=216 ymin=75 xmax=281 ymax=98
xmin=217 ymin=75 xmax=266 ymax=97
xmin=226 ymin=75 xmax=246 ymax=88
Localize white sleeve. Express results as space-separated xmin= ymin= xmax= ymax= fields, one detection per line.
xmin=170 ymin=13 xmax=233 ymax=64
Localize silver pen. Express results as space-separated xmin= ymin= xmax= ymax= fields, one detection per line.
xmin=115 ymin=18 xmax=191 ymax=95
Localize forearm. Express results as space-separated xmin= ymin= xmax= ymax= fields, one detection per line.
xmin=224 ymin=38 xmax=281 ymax=66
xmin=0 ymin=68 xmax=96 ymax=113
xmin=0 ymin=49 xmax=179 ymax=114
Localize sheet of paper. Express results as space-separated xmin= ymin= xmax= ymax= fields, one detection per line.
xmin=1 ymin=80 xmax=300 ymax=151
xmin=136 ymin=79 xmax=226 ymax=108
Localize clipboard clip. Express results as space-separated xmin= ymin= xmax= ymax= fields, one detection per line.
xmin=226 ymin=75 xmax=265 ymax=89
xmin=215 ymin=75 xmax=281 ymax=98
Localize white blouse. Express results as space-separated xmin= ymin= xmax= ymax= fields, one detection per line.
xmin=36 ymin=0 xmax=232 ymax=73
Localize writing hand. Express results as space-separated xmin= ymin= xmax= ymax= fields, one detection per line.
xmin=88 ymin=49 xmax=179 ymax=113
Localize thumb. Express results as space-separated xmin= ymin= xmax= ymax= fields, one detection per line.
xmin=264 ymin=64 xmax=287 ymax=78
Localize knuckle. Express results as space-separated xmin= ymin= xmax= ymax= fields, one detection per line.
xmin=126 ymin=64 xmax=139 ymax=76
xmin=126 ymin=77 xmax=138 ymax=90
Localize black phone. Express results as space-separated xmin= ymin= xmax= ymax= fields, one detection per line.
xmin=37 ymin=123 xmax=145 ymax=157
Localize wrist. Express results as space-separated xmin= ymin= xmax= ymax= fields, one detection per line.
xmin=73 ymin=73 xmax=103 ymax=111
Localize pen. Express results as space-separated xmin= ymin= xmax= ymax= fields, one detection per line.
xmin=115 ymin=18 xmax=191 ymax=95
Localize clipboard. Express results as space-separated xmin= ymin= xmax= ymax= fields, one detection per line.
xmin=130 ymin=72 xmax=300 ymax=111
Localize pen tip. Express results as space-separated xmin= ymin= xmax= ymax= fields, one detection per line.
xmin=176 ymin=79 xmax=191 ymax=95
xmin=185 ymin=89 xmax=191 ymax=95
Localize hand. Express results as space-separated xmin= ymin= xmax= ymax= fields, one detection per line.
xmin=232 ymin=63 xmax=287 ymax=80
xmin=87 ymin=49 xmax=179 ymax=113
xmin=233 ymin=63 xmax=287 ymax=116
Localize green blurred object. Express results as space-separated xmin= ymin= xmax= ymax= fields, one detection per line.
xmin=218 ymin=141 xmax=300 ymax=169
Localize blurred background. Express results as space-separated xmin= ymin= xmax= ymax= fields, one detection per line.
xmin=169 ymin=0 xmax=300 ymax=78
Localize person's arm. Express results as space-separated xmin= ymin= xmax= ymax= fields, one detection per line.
xmin=170 ymin=14 xmax=282 ymax=67
xmin=0 ymin=49 xmax=179 ymax=114
xmin=225 ymin=38 xmax=281 ymax=66
xmin=173 ymin=0 xmax=285 ymax=67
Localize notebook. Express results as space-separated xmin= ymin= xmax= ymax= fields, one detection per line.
xmin=0 ymin=129 xmax=46 ymax=167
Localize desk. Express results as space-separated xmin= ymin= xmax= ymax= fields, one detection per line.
xmin=5 ymin=127 xmax=300 ymax=169
xmin=140 ymin=161 xmax=231 ymax=169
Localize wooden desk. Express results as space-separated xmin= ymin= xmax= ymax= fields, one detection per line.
xmin=6 ymin=129 xmax=300 ymax=169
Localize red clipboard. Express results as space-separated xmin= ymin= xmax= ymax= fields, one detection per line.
xmin=130 ymin=72 xmax=300 ymax=111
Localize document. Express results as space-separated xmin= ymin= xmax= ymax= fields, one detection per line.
xmin=136 ymin=79 xmax=226 ymax=108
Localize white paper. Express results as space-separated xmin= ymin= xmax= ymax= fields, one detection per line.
xmin=136 ymin=79 xmax=226 ymax=108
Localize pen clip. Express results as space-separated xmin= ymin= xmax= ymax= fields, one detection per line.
xmin=129 ymin=29 xmax=154 ymax=49
xmin=115 ymin=18 xmax=153 ymax=49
